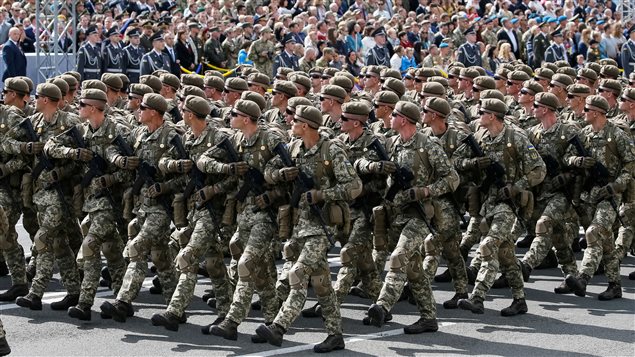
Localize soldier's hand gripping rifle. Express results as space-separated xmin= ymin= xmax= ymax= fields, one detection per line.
xmin=272 ymin=142 xmax=335 ymax=246
xmin=19 ymin=118 xmax=73 ymax=216
xmin=217 ymin=137 xmax=278 ymax=227
xmin=568 ymin=135 xmax=625 ymax=227
xmin=367 ymin=138 xmax=437 ymax=235
xmin=170 ymin=135 xmax=224 ymax=237
xmin=112 ymin=134 xmax=174 ymax=220
xmin=461 ymin=134 xmax=526 ymax=230
xmin=66 ymin=126 xmax=124 ymax=229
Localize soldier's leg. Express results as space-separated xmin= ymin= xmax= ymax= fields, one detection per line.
xmin=499 ymin=240 xmax=525 ymax=300
xmin=77 ymin=210 xmax=117 ymax=308
xmin=205 ymin=236 xmax=232 ymax=316
xmin=375 ymin=218 xmax=428 ymax=312
xmin=408 ymin=249 xmax=437 ymax=319
xmin=0 ymin=196 xmax=27 ymax=286
xmin=471 ymin=210 xmax=515 ymax=301
xmin=116 ymin=213 xmax=155 ymax=304
xmin=228 ymin=231 xmax=245 ymax=288
xmin=333 ymin=215 xmax=368 ymax=304
xmin=276 ymin=237 xmax=301 ymax=303
xmin=371 ymin=205 xmax=390 ymax=275
xmin=614 ymin=203 xmax=634 ymax=260
xmin=22 ymin=205 xmax=39 ymax=276
xmin=460 ymin=215 xmax=483 ymax=257
xmin=579 ymin=200 xmax=618 ymax=280
xmin=227 ymin=221 xmax=276 ymax=324
xmin=150 ymin=229 xmax=178 ymax=304
xmin=167 ymin=217 xmax=211 ymax=318
xmin=29 ymin=201 xmax=65 ymax=298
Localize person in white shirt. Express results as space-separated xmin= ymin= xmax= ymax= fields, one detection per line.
xmin=390 ymin=46 xmax=403 ymax=71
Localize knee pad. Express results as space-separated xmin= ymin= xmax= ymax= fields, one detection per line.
xmin=339 ymin=245 xmax=357 ymax=267
xmin=585 ymin=224 xmax=608 ymax=246
xmin=151 ymin=249 xmax=172 ymax=271
xmin=389 ymin=247 xmax=408 ymax=273
xmin=176 ymin=247 xmax=197 ymax=273
xmin=288 ymin=263 xmax=308 ymax=290
xmin=127 ymin=218 xmax=139 ymax=239
xmin=535 ymin=216 xmax=554 ymax=236
xmin=477 ymin=237 xmax=498 ymax=262
xmin=310 ymin=271 xmax=332 ymax=297
xmin=423 ymin=234 xmax=439 ymax=257
xmin=127 ymin=239 xmax=144 ymax=262
xmin=229 ymin=236 xmax=243 ymax=260
xmin=81 ymin=234 xmax=99 ymax=258
xmin=283 ymin=240 xmax=298 ymax=262
xmin=406 ymin=253 xmax=424 ymax=281
xmin=33 ymin=229 xmax=50 ymax=253
xmin=237 ymin=253 xmax=257 ymax=282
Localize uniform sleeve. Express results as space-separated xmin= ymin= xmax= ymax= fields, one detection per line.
xmin=514 ymin=134 xmax=546 ymax=189
xmin=614 ymin=129 xmax=635 ymax=188
xmin=197 ymin=132 xmax=230 ymax=175
xmin=424 ymin=138 xmax=460 ymax=197
xmin=355 ymin=134 xmax=384 ymax=175
xmin=44 ymin=124 xmax=80 ymax=159
xmin=321 ymin=143 xmax=362 ymax=202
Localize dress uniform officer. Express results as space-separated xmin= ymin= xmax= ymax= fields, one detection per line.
xmin=620 ymin=25 xmax=635 ymax=78
xmin=123 ymin=28 xmax=145 ymax=84
xmin=76 ymin=26 xmax=103 ymax=81
xmin=102 ymin=26 xmax=125 ymax=74
xmin=365 ymin=27 xmax=390 ymax=66
xmin=140 ymin=31 xmax=171 ymax=76
xmin=272 ymin=34 xmax=299 ymax=79
xmin=544 ymin=29 xmax=566 ymax=63
xmin=457 ymin=27 xmax=482 ymax=67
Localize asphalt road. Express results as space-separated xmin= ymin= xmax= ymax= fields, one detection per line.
xmin=1 ymin=220 xmax=634 ymax=357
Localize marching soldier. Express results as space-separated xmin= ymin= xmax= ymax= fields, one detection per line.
xmin=140 ymin=31 xmax=171 ymax=76
xmin=365 ymin=27 xmax=390 ymax=67
xmin=457 ymin=27 xmax=482 ymax=67
xmin=123 ymin=28 xmax=145 ymax=84
xmin=77 ymin=26 xmax=103 ymax=81
xmin=102 ymin=27 xmax=125 ymax=74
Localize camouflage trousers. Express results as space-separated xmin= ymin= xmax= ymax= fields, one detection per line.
xmin=167 ymin=210 xmax=232 ymax=317
xmin=117 ymin=210 xmax=177 ymax=304
xmin=77 ymin=209 xmax=126 ymax=308
xmin=30 ymin=189 xmax=81 ymax=298
xmin=276 ymin=234 xmax=300 ymax=304
xmin=615 ymin=202 xmax=634 ymax=260
xmin=462 ymin=215 xmax=484 ymax=269
xmin=333 ymin=209 xmax=382 ymax=304
xmin=273 ymin=234 xmax=341 ymax=335
xmin=472 ymin=205 xmax=524 ymax=301
xmin=226 ymin=219 xmax=278 ymax=325
xmin=522 ymin=194 xmax=578 ymax=276
xmin=376 ymin=215 xmax=436 ymax=320
xmin=0 ymin=189 xmax=27 ymax=285
xmin=371 ymin=206 xmax=400 ymax=279
xmin=577 ymin=197 xmax=621 ymax=283
xmin=428 ymin=199 xmax=468 ymax=294
xmin=22 ymin=205 xmax=39 ymax=272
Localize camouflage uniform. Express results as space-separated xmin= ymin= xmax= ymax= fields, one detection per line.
xmin=611 ymin=114 xmax=635 ymax=260
xmin=115 ymin=122 xmax=179 ymax=306
xmin=454 ymin=123 xmax=546 ymax=305
xmin=521 ymin=121 xmax=581 ymax=282
xmin=4 ymin=110 xmax=82 ymax=301
xmin=165 ymin=124 xmax=234 ymax=319
xmin=223 ymin=126 xmax=288 ymax=327
xmin=265 ymin=135 xmax=362 ymax=336
xmin=373 ymin=130 xmax=459 ymax=321
xmin=46 ymin=117 xmax=128 ymax=308
xmin=565 ymin=120 xmax=635 ymax=288
xmin=0 ymin=106 xmax=29 ymax=289
xmin=248 ymin=39 xmax=275 ymax=79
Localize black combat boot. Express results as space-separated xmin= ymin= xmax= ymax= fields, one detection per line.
xmin=0 ymin=335 xmax=10 ymax=356
xmin=578 ymin=237 xmax=587 ymax=249
xmin=100 ymin=266 xmax=112 ymax=288
xmin=516 ymin=235 xmax=534 ymax=248
xmin=313 ymin=334 xmax=345 ymax=353
xmin=367 ymin=304 xmax=388 ymax=328
xmin=434 ymin=268 xmax=452 ymax=283
xmin=0 ymin=261 xmax=8 ymax=277
xmin=554 ymin=280 xmax=573 ymax=294
xmin=201 ymin=314 xmax=226 ymax=334
xmin=598 ymin=282 xmax=622 ymax=301
xmin=362 ymin=310 xmax=392 ymax=325
xmin=151 ymin=311 xmax=181 ymax=331
xmin=501 ymin=298 xmax=528 ymax=316
xmin=251 ymin=299 xmax=261 ymax=310
xmin=630 ymin=271 xmax=635 ymax=280
xmin=100 ymin=300 xmax=132 ymax=322
xmin=25 ymin=264 xmax=36 ymax=282
xmin=198 ymin=262 xmax=209 ymax=277
xmin=16 ymin=293 xmax=42 ymax=310
xmin=535 ymin=250 xmax=558 ymax=269
xmin=68 ymin=304 xmax=92 ymax=321
xmin=466 ymin=266 xmax=478 ymax=285
xmin=206 ymin=298 xmax=217 ymax=309
xmin=301 ymin=302 xmax=322 ymax=318
xmin=251 ymin=322 xmax=272 ymax=343
xmin=51 ymin=294 xmax=79 ymax=311
xmin=349 ymin=285 xmax=370 ymax=299
xmin=492 ymin=275 xmax=509 ymax=289
xmin=201 ymin=290 xmax=215 ymax=302
xmin=403 ymin=317 xmax=439 ymax=334
xmin=443 ymin=293 xmax=468 ymax=309
xmin=149 ymin=275 xmax=162 ymax=294
xmin=571 ymin=237 xmax=581 ymax=253
xmin=565 ymin=273 xmax=590 ymax=297
xmin=210 ymin=318 xmax=239 ymax=340
xmin=0 ymin=284 xmax=29 ymax=301
xmin=255 ymin=323 xmax=285 ymax=347
xmin=458 ymin=296 xmax=484 ymax=314
xmin=521 ymin=261 xmax=532 ymax=282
